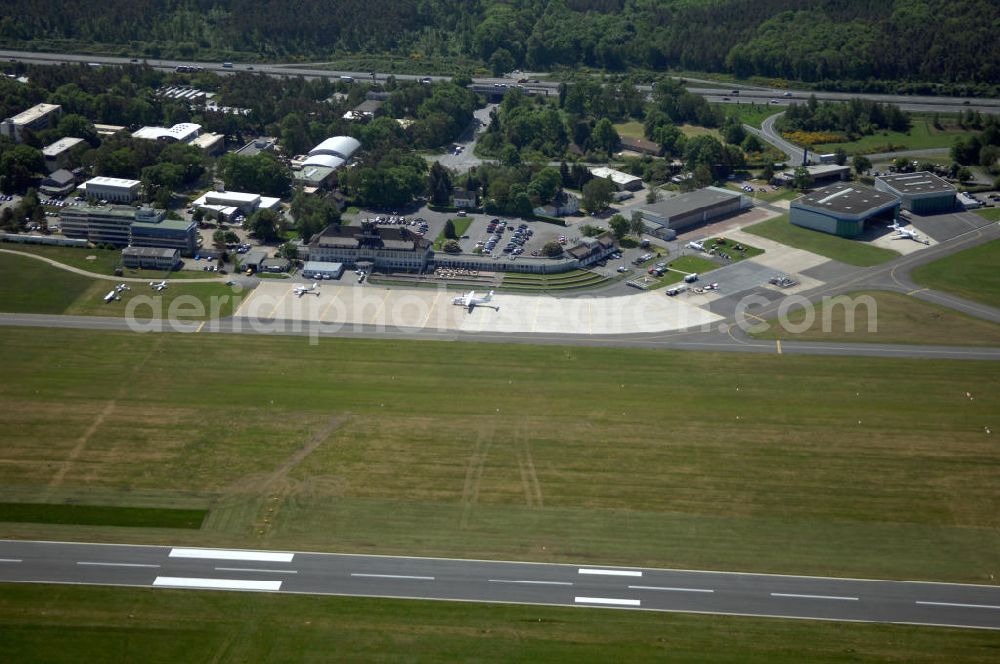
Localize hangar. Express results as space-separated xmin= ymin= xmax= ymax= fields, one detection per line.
xmin=639 ymin=187 xmax=749 ymax=235
xmin=875 ymin=172 xmax=956 ymax=214
xmin=790 ymin=182 xmax=899 ymax=237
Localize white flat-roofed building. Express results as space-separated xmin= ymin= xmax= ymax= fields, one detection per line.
xmin=0 ymin=103 xmax=62 ymax=143
xmin=42 ymin=136 xmax=86 ymax=172
xmin=302 ymin=261 xmax=345 ymax=279
xmin=192 ymin=190 xmax=281 ymax=220
xmin=132 ymin=122 xmax=202 ymax=143
xmin=589 ymin=166 xmax=643 ymax=191
xmin=82 ymin=176 xmax=142 ymax=203
xmin=190 ymin=132 xmax=225 ymax=156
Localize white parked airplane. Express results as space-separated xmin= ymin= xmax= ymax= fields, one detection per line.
xmin=103 ymin=289 xmax=119 ymax=303
xmin=687 ymin=241 xmax=705 ymax=252
xmin=293 ymin=282 xmax=320 ymax=297
xmin=889 ymin=221 xmax=928 ymax=244
xmin=115 ymin=283 xmax=130 ymax=293
xmin=452 ymin=290 xmax=498 ymax=312
xmin=149 ymin=281 xmax=167 ymax=291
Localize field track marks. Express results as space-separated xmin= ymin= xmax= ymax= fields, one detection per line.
xmin=461 ymin=421 xmax=495 ymax=528
xmin=262 ymin=413 xmax=347 ymax=488
xmin=46 ymin=337 xmax=165 ymax=491
xmin=515 ymin=419 xmax=543 ymax=508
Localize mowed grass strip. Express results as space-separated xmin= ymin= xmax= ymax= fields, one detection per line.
xmin=0 ymin=503 xmax=206 ymax=529
xmin=911 ymin=238 xmax=1000 ymax=309
xmin=744 ymin=214 xmax=899 ymax=266
xmin=1 ymin=584 xmax=997 ymax=664
xmin=0 ymin=327 xmax=998 ymax=582
xmin=2 ymin=244 xmax=206 ymax=279
xmin=751 ymin=291 xmax=1000 ymax=346
xmin=0 ymin=253 xmax=239 ymax=318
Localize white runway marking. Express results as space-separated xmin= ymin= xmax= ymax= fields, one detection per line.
xmin=169 ymin=548 xmax=294 ymax=563
xmin=215 ymin=567 xmax=298 ymax=574
xmin=916 ymin=601 xmax=1000 ymax=610
xmin=578 ymin=568 xmax=642 ymax=577
xmin=771 ymin=593 xmax=858 ymax=601
xmin=153 ymin=576 xmax=282 ymax=591
xmin=0 ymin=558 xmax=22 ymax=563
xmin=574 ymin=596 xmax=641 ymax=607
xmin=77 ymin=561 xmax=160 ymax=568
xmin=489 ymin=579 xmax=573 ymax=586
xmin=629 ymin=585 xmax=714 ymax=593
xmin=351 ymin=573 xmax=435 ymax=581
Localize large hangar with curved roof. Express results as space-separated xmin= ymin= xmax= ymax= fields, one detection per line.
xmin=309 ymin=135 xmax=360 ymax=161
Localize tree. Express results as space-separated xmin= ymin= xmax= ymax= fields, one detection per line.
xmin=527 ymin=167 xmax=561 ymax=205
xmin=608 ymin=214 xmax=629 ymax=240
xmin=290 ymin=190 xmax=340 ymax=242
xmin=223 ymin=231 xmax=240 ymax=245
xmin=761 ymin=162 xmax=776 ymax=182
xmin=541 ymin=240 xmax=564 ymax=257
xmin=192 ymin=207 xmax=204 ymax=223
xmin=218 ymin=152 xmax=292 ymax=198
xmin=853 ymin=155 xmax=872 ymax=176
xmin=645 ymin=187 xmax=660 ymax=204
xmin=278 ymin=242 xmax=299 ymax=260
xmin=629 ymin=210 xmax=645 ymax=237
xmin=212 ymin=230 xmax=227 ymax=262
xmin=591 ymin=118 xmax=619 ymax=156
xmin=833 ymin=148 xmax=848 ymax=166
xmin=956 ymin=166 xmax=973 ymax=182
xmin=489 ymin=48 xmax=515 ymax=77
xmin=443 ymin=219 xmax=457 ymax=239
xmin=582 ymin=177 xmax=614 ymax=214
xmin=245 ymin=208 xmax=280 ymax=243
xmin=427 ymin=161 xmax=453 ymax=206
xmin=792 ymin=166 xmax=813 ymax=191
xmin=442 ymin=239 xmax=462 ymax=253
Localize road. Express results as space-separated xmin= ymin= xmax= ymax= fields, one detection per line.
xmin=3 ymin=48 xmax=999 ymax=115
xmin=0 ymin=540 xmax=996 ymax=629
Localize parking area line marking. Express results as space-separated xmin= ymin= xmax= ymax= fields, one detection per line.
xmin=916 ymin=601 xmax=1000 ymax=610
xmin=267 ymin=289 xmax=292 ymax=319
xmin=574 ymin=596 xmax=641 ymax=607
xmin=771 ymin=593 xmax=858 ymax=601
xmin=579 ymin=568 xmax=642 ymax=577
xmin=628 ymin=585 xmax=714 ymax=593
xmin=215 ymin=567 xmax=298 ymax=574
xmin=776 ymin=340 xmax=782 ymax=354
xmin=153 ymin=576 xmax=282 ymax=591
xmin=351 ymin=573 xmax=435 ymax=581
xmin=366 ymin=290 xmax=392 ymax=326
xmin=77 ymin=561 xmax=160 ymax=568
xmin=0 ymin=558 xmax=22 ymax=563
xmin=169 ymin=548 xmax=294 ymax=563
xmin=421 ymin=291 xmax=443 ymax=328
xmin=196 ymin=321 xmax=206 ymax=333
xmin=489 ymin=579 xmax=573 ymax=586
xmin=319 ymin=289 xmax=343 ymax=322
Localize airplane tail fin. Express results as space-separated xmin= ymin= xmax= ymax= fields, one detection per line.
xmin=486 ymin=290 xmax=494 ymax=300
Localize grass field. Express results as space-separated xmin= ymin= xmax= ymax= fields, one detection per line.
xmin=808 ymin=114 xmax=975 ymax=156
xmin=0 ymin=253 xmax=239 ymax=319
xmin=714 ymin=103 xmax=777 ymax=129
xmin=1 ymin=584 xmax=998 ymax=663
xmin=678 ymin=123 xmax=722 ymax=140
xmin=751 ymin=291 xmax=1000 ymax=346
xmin=613 ymin=120 xmax=645 ymax=139
xmin=744 ymin=215 xmax=900 ymax=267
xmin=0 ymin=503 xmax=206 ymax=529
xmin=642 ymin=254 xmax=719 ymax=290
xmin=1 ymin=327 xmax=998 ymax=585
xmin=975 ymin=207 xmax=1000 ymax=221
xmin=2 ymin=244 xmax=207 ymax=279
xmin=704 ymin=237 xmax=764 ymax=261
xmin=432 ymin=217 xmax=473 ymax=250
xmin=911 ymin=238 xmax=1000 ymax=309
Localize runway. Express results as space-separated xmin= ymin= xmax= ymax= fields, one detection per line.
xmin=1 ymin=540 xmax=997 ymax=629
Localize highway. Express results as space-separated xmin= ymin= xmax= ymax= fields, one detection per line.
xmin=3 ymin=48 xmax=1000 ymax=115
xmin=0 ymin=540 xmax=997 ymax=629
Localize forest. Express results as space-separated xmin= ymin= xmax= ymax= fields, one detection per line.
xmin=1 ymin=1 xmax=998 ymax=94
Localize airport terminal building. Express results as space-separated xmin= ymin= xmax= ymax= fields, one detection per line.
xmin=790 ymin=183 xmax=899 ymax=237
xmin=875 ymin=172 xmax=956 ymax=214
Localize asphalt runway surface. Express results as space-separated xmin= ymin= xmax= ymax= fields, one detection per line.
xmin=1 ymin=540 xmax=997 ymax=629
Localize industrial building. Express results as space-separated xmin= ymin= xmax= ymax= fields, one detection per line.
xmin=292 ymin=135 xmax=360 ymax=192
xmin=588 ymin=166 xmax=643 ymax=191
xmin=39 ymin=169 xmax=77 ymax=197
xmin=639 ymin=187 xmax=749 ymax=234
xmin=774 ymin=164 xmax=851 ymax=186
xmin=132 ymin=123 xmax=202 ymax=144
xmin=81 ymin=176 xmax=141 ymax=203
xmin=309 ymin=221 xmax=432 ymax=271
xmin=191 ymin=189 xmax=282 ymax=220
xmin=790 ymin=182 xmax=899 ymax=237
xmin=0 ymin=103 xmax=62 ymax=143
xmin=121 ymin=246 xmax=181 ymax=271
xmin=874 ymin=172 xmax=956 ymax=214
xmin=303 ymin=261 xmax=345 ymax=279
xmin=130 ymin=217 xmax=199 ymax=255
xmin=190 ymin=132 xmax=225 ymax=156
xmin=42 ymin=137 xmax=86 ymax=173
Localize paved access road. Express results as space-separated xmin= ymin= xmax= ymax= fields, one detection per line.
xmin=1 ymin=540 xmax=997 ymax=629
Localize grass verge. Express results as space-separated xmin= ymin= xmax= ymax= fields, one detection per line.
xmin=0 ymin=253 xmax=239 ymax=319
xmin=2 ymin=244 xmax=206 ymax=279
xmin=743 ymin=214 xmax=899 ymax=267
xmin=0 ymin=503 xmax=206 ymax=529
xmin=911 ymin=238 xmax=1000 ymax=309
xmin=0 ymin=327 xmax=998 ymax=583
xmin=974 ymin=207 xmax=1000 ymax=221
xmin=1 ymin=584 xmax=997 ymax=663
xmin=808 ymin=114 xmax=976 ymax=156
xmin=751 ymin=290 xmax=1000 ymax=346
